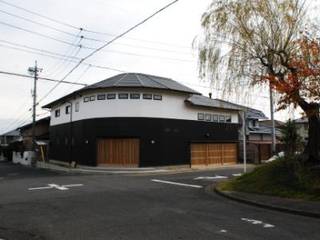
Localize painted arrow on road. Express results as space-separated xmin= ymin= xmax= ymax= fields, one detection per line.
xmin=28 ymin=183 xmax=83 ymax=191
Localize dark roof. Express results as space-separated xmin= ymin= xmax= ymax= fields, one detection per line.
xmin=1 ymin=129 xmax=20 ymax=137
xmin=187 ymin=96 xmax=267 ymax=119
xmin=185 ymin=95 xmax=242 ymax=111
xmin=18 ymin=116 xmax=50 ymax=130
xmin=249 ymin=125 xmax=282 ymax=136
xmin=213 ymin=99 xmax=268 ymax=119
xmin=43 ymin=73 xmax=201 ymax=108
xmin=259 ymin=120 xmax=285 ymax=127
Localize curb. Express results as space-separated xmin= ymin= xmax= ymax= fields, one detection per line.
xmin=212 ymin=186 xmax=320 ymax=219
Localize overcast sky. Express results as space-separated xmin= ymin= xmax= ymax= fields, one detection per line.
xmin=0 ymin=0 xmax=304 ymax=134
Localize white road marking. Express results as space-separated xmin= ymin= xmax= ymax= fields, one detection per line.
xmin=194 ymin=175 xmax=228 ymax=180
xmin=241 ymin=218 xmax=275 ymax=228
xmin=151 ymin=179 xmax=203 ymax=188
xmin=232 ymin=173 xmax=242 ymax=177
xmin=219 ymin=229 xmax=228 ymax=233
xmin=28 ymin=183 xmax=83 ymax=191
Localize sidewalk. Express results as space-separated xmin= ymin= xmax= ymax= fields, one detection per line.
xmin=37 ymin=160 xmax=253 ymax=175
xmin=212 ymin=186 xmax=320 ymax=219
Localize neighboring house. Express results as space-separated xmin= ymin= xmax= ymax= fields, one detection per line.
xmin=218 ymin=100 xmax=283 ymax=163
xmin=18 ymin=116 xmax=50 ymax=150
xmin=0 ymin=129 xmax=21 ymax=146
xmin=293 ymin=117 xmax=308 ymax=143
xmin=43 ymin=73 xmax=242 ymax=168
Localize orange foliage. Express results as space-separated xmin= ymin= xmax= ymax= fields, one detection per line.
xmin=259 ymin=36 xmax=320 ymax=110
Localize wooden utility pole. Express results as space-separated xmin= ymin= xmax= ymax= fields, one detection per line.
xmin=28 ymin=61 xmax=42 ymax=167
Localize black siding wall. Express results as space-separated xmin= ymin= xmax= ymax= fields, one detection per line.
xmin=49 ymin=117 xmax=240 ymax=167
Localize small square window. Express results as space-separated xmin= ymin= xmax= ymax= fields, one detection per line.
xmin=130 ymin=93 xmax=140 ymax=99
xmin=65 ymin=105 xmax=71 ymax=115
xmin=143 ymin=93 xmax=152 ymax=100
xmin=84 ymin=97 xmax=90 ymax=102
xmin=205 ymin=113 xmax=212 ymax=121
xmin=90 ymin=96 xmax=95 ymax=101
xmin=212 ymin=115 xmax=218 ymax=122
xmin=55 ymin=109 xmax=60 ymax=117
xmin=107 ymin=93 xmax=116 ymax=99
xmin=225 ymin=115 xmax=232 ymax=123
xmin=153 ymin=94 xmax=162 ymax=100
xmin=118 ymin=93 xmax=129 ymax=99
xmin=198 ymin=113 xmax=204 ymax=121
xmin=75 ymin=102 xmax=79 ymax=112
xmin=219 ymin=115 xmax=226 ymax=122
xmin=97 ymin=94 xmax=106 ymax=100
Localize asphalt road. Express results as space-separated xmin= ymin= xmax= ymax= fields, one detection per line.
xmin=0 ymin=161 xmax=319 ymax=240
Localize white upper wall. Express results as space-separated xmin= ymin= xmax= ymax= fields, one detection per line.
xmin=49 ymin=89 xmax=239 ymax=126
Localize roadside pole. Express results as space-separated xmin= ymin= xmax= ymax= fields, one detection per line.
xmin=28 ymin=61 xmax=42 ymax=167
xmin=242 ymin=110 xmax=247 ymax=173
xmin=269 ymin=84 xmax=276 ymax=155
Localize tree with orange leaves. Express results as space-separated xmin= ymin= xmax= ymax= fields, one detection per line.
xmin=197 ymin=0 xmax=319 ymax=164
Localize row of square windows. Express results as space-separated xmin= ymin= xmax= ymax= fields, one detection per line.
xmin=84 ymin=93 xmax=162 ymax=102
xmin=198 ymin=113 xmax=232 ymax=123
xmin=54 ymin=93 xmax=163 ymax=117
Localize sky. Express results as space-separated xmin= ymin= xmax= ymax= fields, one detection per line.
xmin=0 ymin=0 xmax=306 ymax=134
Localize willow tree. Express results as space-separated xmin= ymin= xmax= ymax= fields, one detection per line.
xmin=197 ymin=0 xmax=320 ymax=164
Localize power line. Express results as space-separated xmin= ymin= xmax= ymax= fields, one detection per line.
xmin=0 ymin=0 xmax=190 ymax=50
xmin=0 ymin=0 xmax=80 ymax=31
xmin=0 ymin=39 xmax=80 ymax=60
xmin=0 ymin=70 xmax=87 ymax=86
xmin=37 ymin=0 xmax=180 ymax=104
xmin=0 ymin=43 xmax=126 ymax=73
xmin=0 ymin=20 xmax=84 ymax=48
xmin=0 ymin=8 xmax=80 ymax=38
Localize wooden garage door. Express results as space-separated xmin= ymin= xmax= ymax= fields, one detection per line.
xmin=97 ymin=138 xmax=139 ymax=166
xmin=191 ymin=143 xmax=237 ymax=167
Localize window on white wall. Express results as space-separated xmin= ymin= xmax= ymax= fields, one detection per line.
xmin=97 ymin=94 xmax=106 ymax=100
xmin=65 ymin=105 xmax=71 ymax=115
xmin=75 ymin=102 xmax=79 ymax=112
xmin=143 ymin=93 xmax=152 ymax=99
xmin=84 ymin=97 xmax=90 ymax=102
xmin=55 ymin=109 xmax=60 ymax=117
xmin=118 ymin=93 xmax=129 ymax=99
xmin=205 ymin=113 xmax=212 ymax=121
xmin=225 ymin=115 xmax=232 ymax=123
xmin=90 ymin=96 xmax=95 ymax=101
xmin=197 ymin=113 xmax=204 ymax=121
xmin=219 ymin=115 xmax=226 ymax=122
xmin=130 ymin=93 xmax=140 ymax=99
xmin=212 ymin=115 xmax=218 ymax=122
xmin=107 ymin=93 xmax=116 ymax=99
xmin=153 ymin=94 xmax=162 ymax=100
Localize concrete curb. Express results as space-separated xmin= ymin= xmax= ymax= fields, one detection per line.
xmin=212 ymin=186 xmax=320 ymax=219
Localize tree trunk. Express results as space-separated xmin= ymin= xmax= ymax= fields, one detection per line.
xmin=299 ymin=102 xmax=320 ymax=165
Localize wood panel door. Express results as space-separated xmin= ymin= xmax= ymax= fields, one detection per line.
xmin=191 ymin=143 xmax=237 ymax=167
xmin=97 ymin=138 xmax=140 ymax=166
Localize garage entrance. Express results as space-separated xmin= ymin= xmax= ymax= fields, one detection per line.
xmin=191 ymin=143 xmax=237 ymax=167
xmin=97 ymin=138 xmax=140 ymax=166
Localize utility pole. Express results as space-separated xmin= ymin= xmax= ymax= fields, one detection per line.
xmin=242 ymin=110 xmax=247 ymax=173
xmin=28 ymin=61 xmax=42 ymax=167
xmin=269 ymin=84 xmax=276 ymax=155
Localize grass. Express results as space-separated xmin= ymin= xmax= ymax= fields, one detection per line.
xmin=219 ymin=156 xmax=320 ymax=201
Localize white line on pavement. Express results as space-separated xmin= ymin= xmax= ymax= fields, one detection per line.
xmin=151 ymin=179 xmax=203 ymax=188
xmin=241 ymin=218 xmax=275 ymax=228
xmin=28 ymin=186 xmax=53 ymax=191
xmin=232 ymin=173 xmax=242 ymax=177
xmin=194 ymin=175 xmax=228 ymax=180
